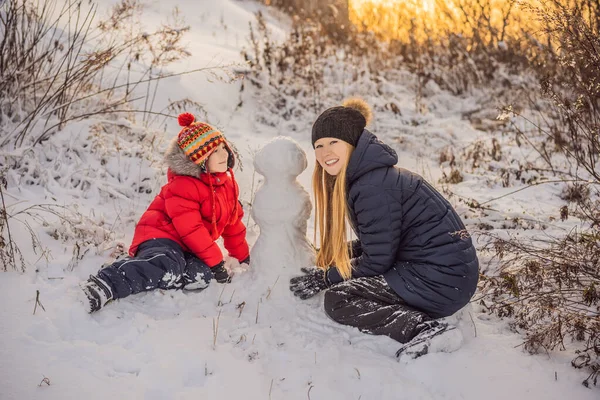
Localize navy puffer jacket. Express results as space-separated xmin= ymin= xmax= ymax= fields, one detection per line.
xmin=326 ymin=130 xmax=479 ymax=318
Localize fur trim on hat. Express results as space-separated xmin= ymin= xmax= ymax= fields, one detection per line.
xmin=342 ymin=97 xmax=372 ymax=126
xmin=164 ymin=138 xmax=203 ymax=177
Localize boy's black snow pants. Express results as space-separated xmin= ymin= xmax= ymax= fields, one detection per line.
xmin=97 ymin=238 xmax=212 ymax=299
xmin=323 ymin=276 xmax=431 ymax=344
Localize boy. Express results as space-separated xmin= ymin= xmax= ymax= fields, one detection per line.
xmin=81 ymin=113 xmax=249 ymax=312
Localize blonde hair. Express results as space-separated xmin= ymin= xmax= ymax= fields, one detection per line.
xmin=312 ymin=144 xmax=354 ymax=280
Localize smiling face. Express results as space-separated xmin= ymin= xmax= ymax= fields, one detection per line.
xmin=314 ymin=137 xmax=351 ymax=176
xmin=205 ymin=142 xmax=229 ymax=173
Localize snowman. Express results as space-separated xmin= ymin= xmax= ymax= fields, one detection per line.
xmin=250 ymin=137 xmax=315 ymax=273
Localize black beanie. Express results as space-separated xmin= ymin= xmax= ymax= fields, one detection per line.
xmin=311 ymin=98 xmax=372 ymax=148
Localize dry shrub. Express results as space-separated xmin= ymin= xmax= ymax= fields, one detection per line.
xmin=480 ymin=227 xmax=600 ymax=387
xmin=0 ymin=0 xmax=194 ymax=151
xmin=561 ymin=184 xmax=591 ymax=204
xmin=440 ymin=168 xmax=464 ymax=184
xmin=480 ymin=0 xmax=600 ymax=386
xmin=241 ymin=11 xmax=336 ymax=122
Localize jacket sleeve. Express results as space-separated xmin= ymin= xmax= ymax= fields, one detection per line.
xmin=327 ymin=183 xmax=402 ymax=284
xmin=222 ymin=201 xmax=250 ymax=262
xmin=164 ymin=178 xmax=223 ymax=267
xmin=348 ymin=239 xmax=363 ymax=258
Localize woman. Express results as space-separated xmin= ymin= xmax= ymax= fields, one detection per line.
xmin=289 ymin=99 xmax=479 ymax=357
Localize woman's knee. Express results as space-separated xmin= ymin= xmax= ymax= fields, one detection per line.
xmin=323 ymin=287 xmax=349 ymax=321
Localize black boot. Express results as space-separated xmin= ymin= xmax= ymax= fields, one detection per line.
xmin=81 ymin=275 xmax=114 ymax=313
xmin=395 ymin=320 xmax=459 ymax=360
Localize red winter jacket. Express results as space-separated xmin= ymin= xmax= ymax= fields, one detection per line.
xmin=129 ymin=139 xmax=249 ymax=267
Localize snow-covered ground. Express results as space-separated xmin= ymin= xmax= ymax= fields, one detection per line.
xmin=0 ymin=0 xmax=597 ymax=399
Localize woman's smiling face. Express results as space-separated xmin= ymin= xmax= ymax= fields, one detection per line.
xmin=314 ymin=137 xmax=350 ymax=176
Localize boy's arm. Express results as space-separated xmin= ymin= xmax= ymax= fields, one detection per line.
xmin=222 ymin=200 xmax=250 ymax=262
xmin=164 ymin=179 xmax=223 ymax=267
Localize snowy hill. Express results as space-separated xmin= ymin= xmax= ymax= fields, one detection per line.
xmin=0 ymin=1 xmax=597 ymax=399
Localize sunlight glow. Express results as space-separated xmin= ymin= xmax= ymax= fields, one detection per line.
xmin=348 ymin=0 xmax=538 ymax=44
xmin=349 ymin=0 xmax=440 ymax=42
xmin=356 ymin=0 xmax=437 ymax=14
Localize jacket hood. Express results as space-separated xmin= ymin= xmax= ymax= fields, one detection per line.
xmin=346 ymin=130 xmax=398 ymax=184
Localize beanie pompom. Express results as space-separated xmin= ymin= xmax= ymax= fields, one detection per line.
xmin=178 ymin=112 xmax=195 ymax=127
xmin=342 ymin=97 xmax=372 ymax=126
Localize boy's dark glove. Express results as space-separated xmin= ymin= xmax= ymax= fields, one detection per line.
xmin=211 ymin=262 xmax=231 ymax=283
xmin=289 ymin=267 xmax=330 ymax=300
xmin=240 ymin=256 xmax=250 ymax=265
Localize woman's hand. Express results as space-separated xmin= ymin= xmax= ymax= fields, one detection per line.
xmin=289 ymin=267 xmax=330 ymax=299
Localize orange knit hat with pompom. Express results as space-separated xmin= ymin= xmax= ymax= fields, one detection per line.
xmin=177 ymin=112 xmax=227 ymax=165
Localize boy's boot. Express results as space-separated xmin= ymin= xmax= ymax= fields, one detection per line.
xmin=80 ymin=275 xmax=114 ymax=313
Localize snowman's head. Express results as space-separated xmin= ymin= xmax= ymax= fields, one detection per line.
xmin=254 ymin=137 xmax=307 ymax=178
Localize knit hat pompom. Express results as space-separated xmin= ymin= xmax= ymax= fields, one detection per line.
xmin=178 ymin=112 xmax=195 ymax=127
xmin=342 ymin=97 xmax=372 ymax=126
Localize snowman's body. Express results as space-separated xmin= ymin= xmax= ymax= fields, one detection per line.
xmin=250 ymin=137 xmax=315 ymax=272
